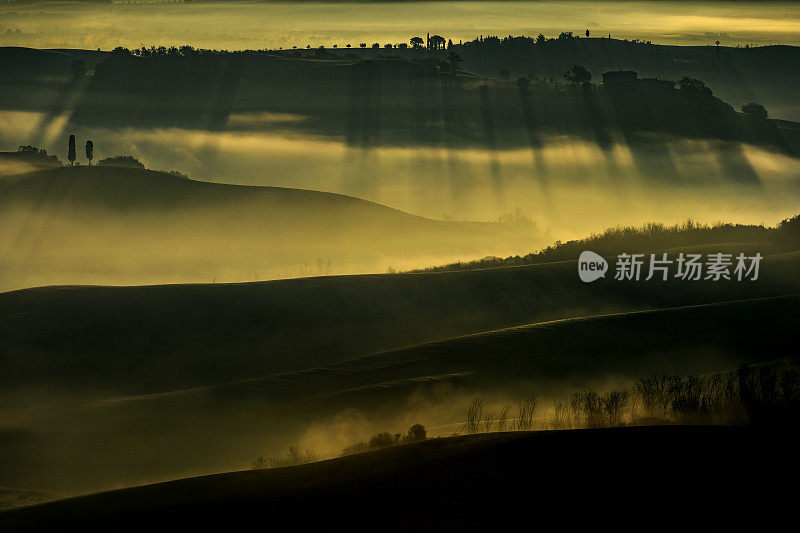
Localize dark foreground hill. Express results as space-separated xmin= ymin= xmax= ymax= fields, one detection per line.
xmin=1 ymin=294 xmax=797 ymax=498
xmin=0 ymin=166 xmax=538 ymax=290
xmin=0 ymin=426 xmax=792 ymax=531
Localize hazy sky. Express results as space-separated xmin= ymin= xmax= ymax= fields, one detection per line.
xmin=1 ymin=1 xmax=798 ymax=50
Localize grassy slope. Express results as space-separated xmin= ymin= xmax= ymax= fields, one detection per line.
xmin=0 ymin=425 xmax=790 ymax=530
xmin=0 ymin=165 xmax=440 ymax=222
xmin=2 ymin=241 xmax=798 ymax=399
xmin=53 ymin=293 xmax=800 ymax=417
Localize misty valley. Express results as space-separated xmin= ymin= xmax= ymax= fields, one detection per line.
xmin=0 ymin=1 xmax=799 ymax=529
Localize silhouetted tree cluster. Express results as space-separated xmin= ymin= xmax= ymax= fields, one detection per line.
xmin=407 ymin=424 xmax=427 ymax=442
xmin=10 ymin=145 xmax=60 ymax=165
xmin=678 ymin=76 xmax=712 ymax=95
xmin=447 ymin=49 xmax=463 ymax=70
xmin=97 ymin=155 xmax=144 ymax=169
xmin=110 ymin=45 xmax=235 ymax=60
xmin=564 ymin=64 xmax=591 ymax=84
xmin=341 ymin=424 xmax=427 ymax=455
xmin=64 ymin=135 xmax=94 ymax=166
xmin=741 ymin=102 xmax=768 ymax=119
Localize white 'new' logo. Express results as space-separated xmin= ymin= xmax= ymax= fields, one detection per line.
xmin=578 ymin=251 xmax=608 ymax=282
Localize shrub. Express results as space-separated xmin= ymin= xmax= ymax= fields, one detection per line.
xmin=513 ymin=395 xmax=537 ymax=431
xmin=569 ymin=390 xmax=605 ymax=428
xmin=741 ymin=102 xmax=768 ymax=119
xmin=495 ymin=405 xmax=511 ymax=432
xmin=548 ymin=400 xmax=570 ymax=430
xmin=407 ymin=424 xmax=427 ymax=442
xmin=463 ymin=397 xmax=484 ymax=434
xmin=253 ymin=445 xmax=318 ymax=469
xmin=97 ymin=155 xmax=145 ymax=169
xmin=341 ymin=441 xmax=370 ymax=456
xmin=368 ymin=431 xmax=396 ymax=448
xmin=600 ymin=389 xmax=630 ymax=426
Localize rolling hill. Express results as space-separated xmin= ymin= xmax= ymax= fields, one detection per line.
xmin=1 ymin=292 xmax=797 ymax=497
xmin=2 ymin=241 xmax=798 ymax=401
xmin=0 ymin=165 xmax=540 ymax=291
xmin=0 ymin=425 xmax=791 ymax=530
xmin=2 ymin=44 xmax=797 ymax=151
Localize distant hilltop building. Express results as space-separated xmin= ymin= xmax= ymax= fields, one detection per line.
xmin=426 ymin=33 xmax=446 ymax=50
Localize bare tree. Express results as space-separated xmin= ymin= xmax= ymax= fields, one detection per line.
xmin=514 ymin=395 xmax=537 ymax=431
xmin=463 ymin=397 xmax=484 ymax=434
xmin=495 ymin=405 xmax=511 ymax=432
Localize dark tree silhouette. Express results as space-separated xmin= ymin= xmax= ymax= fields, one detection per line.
xmin=110 ymin=46 xmax=131 ymax=57
xmin=585 ymin=29 xmax=591 ymax=38
xmin=407 ymin=424 xmax=427 ymax=442
xmin=368 ymin=432 xmax=395 ymax=449
xmin=17 ymin=145 xmax=39 ymax=155
xmin=85 ymin=140 xmax=93 ymax=165
xmin=447 ymin=50 xmax=463 ymax=69
xmin=678 ymin=76 xmax=706 ymax=91
xmin=68 ymin=134 xmax=76 ymax=166
xmin=428 ymin=35 xmax=446 ymax=50
xmin=564 ymin=64 xmax=591 ymax=84
xmin=97 ymin=155 xmax=144 ymax=169
xmin=536 ymin=33 xmax=546 ymax=46
xmin=741 ymin=102 xmax=768 ymax=119
xmin=410 ymin=36 xmax=424 ymax=49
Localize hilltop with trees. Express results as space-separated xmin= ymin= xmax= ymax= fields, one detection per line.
xmin=52 ymin=43 xmax=798 ymax=156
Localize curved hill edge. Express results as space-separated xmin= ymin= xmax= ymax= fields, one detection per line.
xmin=52 ymin=292 xmax=798 ymax=410
xmin=0 ymin=166 xmax=444 ymax=223
xmin=0 ymin=425 xmax=783 ymax=529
